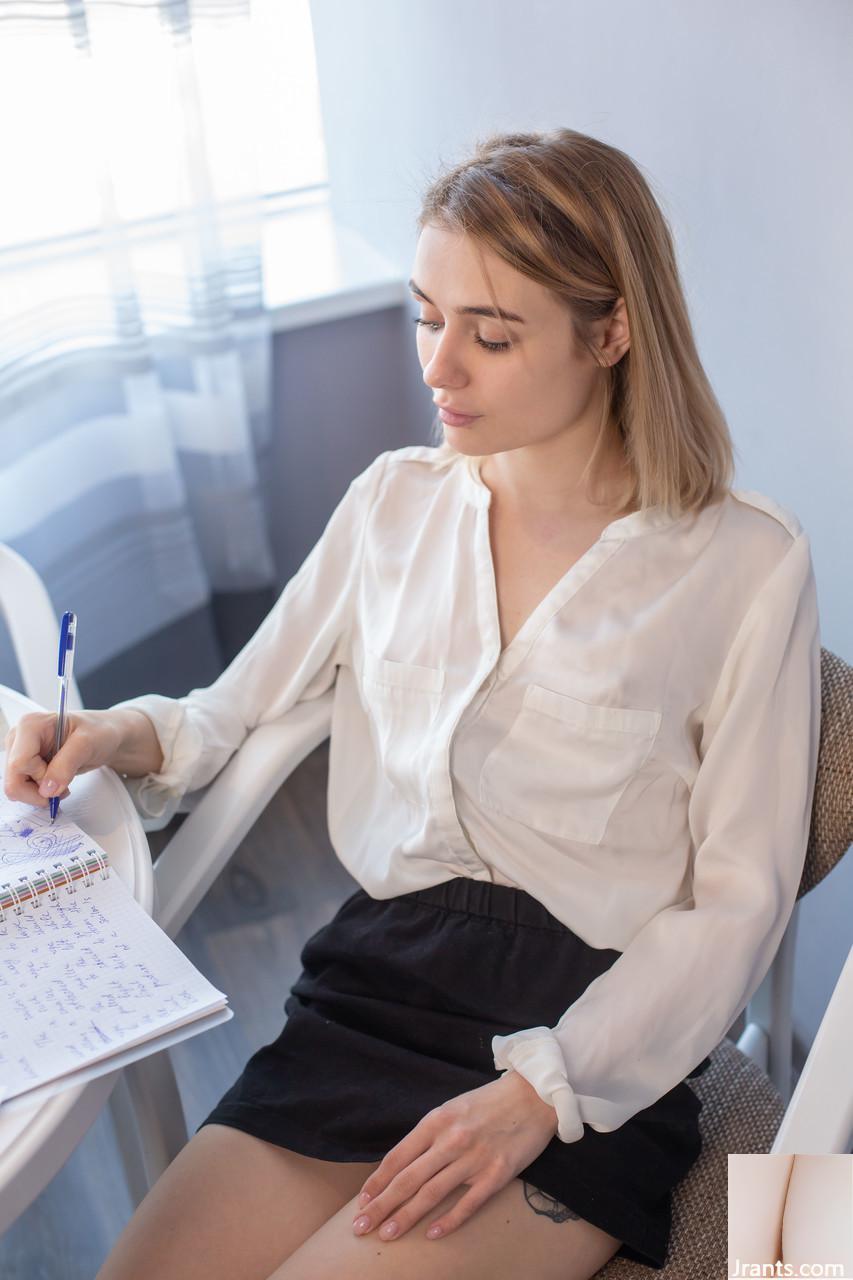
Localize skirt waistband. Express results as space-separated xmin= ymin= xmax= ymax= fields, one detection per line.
xmin=403 ymin=875 xmax=607 ymax=939
xmin=383 ymin=876 xmax=712 ymax=1082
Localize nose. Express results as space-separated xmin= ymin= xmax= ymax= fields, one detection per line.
xmin=421 ymin=341 xmax=470 ymax=394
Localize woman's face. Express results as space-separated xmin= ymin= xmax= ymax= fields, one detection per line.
xmin=410 ymin=222 xmax=622 ymax=460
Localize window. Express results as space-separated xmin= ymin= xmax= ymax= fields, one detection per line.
xmin=0 ymin=0 xmax=327 ymax=254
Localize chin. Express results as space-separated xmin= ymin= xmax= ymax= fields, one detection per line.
xmin=438 ymin=427 xmax=480 ymax=454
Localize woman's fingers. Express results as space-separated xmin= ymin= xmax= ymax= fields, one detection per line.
xmin=355 ymin=1113 xmax=438 ymax=1209
xmin=352 ymin=1140 xmax=453 ymax=1239
xmin=354 ymin=1164 xmax=500 ymax=1243
xmin=353 ymin=1160 xmax=464 ymax=1241
xmin=421 ymin=1175 xmax=501 ymax=1240
xmin=36 ymin=730 xmax=92 ymax=800
xmin=3 ymin=717 xmax=55 ymax=807
xmin=353 ymin=1167 xmax=466 ymax=1244
xmin=3 ymin=712 xmax=103 ymax=810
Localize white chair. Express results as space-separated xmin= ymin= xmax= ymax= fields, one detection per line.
xmin=0 ymin=542 xmax=335 ymax=1206
xmin=0 ymin=544 xmax=190 ymax=1207
xmin=1 ymin=542 xmax=850 ymax=1273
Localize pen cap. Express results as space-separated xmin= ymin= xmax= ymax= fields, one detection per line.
xmin=58 ymin=611 xmax=77 ymax=680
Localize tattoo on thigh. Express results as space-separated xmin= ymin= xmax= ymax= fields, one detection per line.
xmin=523 ymin=1181 xmax=581 ymax=1223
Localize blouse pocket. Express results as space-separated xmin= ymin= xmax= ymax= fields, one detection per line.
xmin=479 ymin=683 xmax=662 ymax=845
xmin=361 ymin=651 xmax=446 ymax=799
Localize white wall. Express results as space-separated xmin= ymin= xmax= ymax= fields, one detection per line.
xmin=308 ymin=0 xmax=852 ymax=1060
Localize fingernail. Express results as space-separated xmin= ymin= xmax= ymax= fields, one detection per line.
xmin=40 ymin=780 xmax=56 ymax=796
xmin=426 ymin=1225 xmax=443 ymax=1239
xmin=353 ymin=1216 xmax=371 ymax=1234
xmin=358 ymin=1192 xmax=371 ymax=1207
xmin=379 ymin=1221 xmax=399 ymax=1239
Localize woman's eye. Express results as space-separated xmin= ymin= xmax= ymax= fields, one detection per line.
xmin=412 ymin=317 xmax=511 ymax=353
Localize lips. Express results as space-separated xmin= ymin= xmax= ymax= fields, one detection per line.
xmin=436 ymin=405 xmax=481 ymax=426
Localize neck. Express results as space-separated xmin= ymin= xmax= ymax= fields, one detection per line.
xmin=479 ymin=443 xmax=634 ymax=522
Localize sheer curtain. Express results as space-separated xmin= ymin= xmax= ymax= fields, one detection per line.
xmin=0 ymin=0 xmax=278 ymax=701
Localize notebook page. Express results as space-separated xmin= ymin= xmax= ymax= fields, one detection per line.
xmin=0 ymin=802 xmax=228 ymax=1104
xmin=0 ymin=1005 xmax=234 ymax=1114
xmin=0 ymin=803 xmax=99 ymax=878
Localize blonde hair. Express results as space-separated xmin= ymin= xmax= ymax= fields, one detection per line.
xmin=416 ymin=128 xmax=736 ymax=519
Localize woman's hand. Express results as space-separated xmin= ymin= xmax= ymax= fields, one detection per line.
xmin=351 ymin=1069 xmax=559 ymax=1244
xmin=3 ymin=709 xmax=125 ymax=809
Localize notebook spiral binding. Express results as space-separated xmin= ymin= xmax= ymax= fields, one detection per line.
xmin=0 ymin=850 xmax=110 ymax=930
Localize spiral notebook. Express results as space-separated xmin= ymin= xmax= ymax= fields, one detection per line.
xmin=0 ymin=794 xmax=231 ymax=1111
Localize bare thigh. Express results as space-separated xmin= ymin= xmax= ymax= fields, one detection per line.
xmin=727 ymin=1154 xmax=794 ymax=1268
xmin=269 ymin=1178 xmax=623 ymax=1280
xmin=782 ymin=1154 xmax=853 ymax=1276
xmin=94 ymin=1124 xmax=381 ymax=1280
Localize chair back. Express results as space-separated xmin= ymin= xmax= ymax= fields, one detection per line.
xmin=728 ymin=647 xmax=851 ymax=1102
xmin=799 ymin=647 xmax=853 ymax=896
xmin=0 ymin=543 xmax=84 ymax=712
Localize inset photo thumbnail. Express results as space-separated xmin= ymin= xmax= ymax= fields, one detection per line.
xmin=729 ymin=1153 xmax=853 ymax=1278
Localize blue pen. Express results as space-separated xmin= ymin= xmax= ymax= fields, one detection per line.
xmin=49 ymin=611 xmax=77 ymax=823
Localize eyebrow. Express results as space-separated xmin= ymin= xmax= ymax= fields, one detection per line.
xmin=407 ymin=279 xmax=526 ymax=324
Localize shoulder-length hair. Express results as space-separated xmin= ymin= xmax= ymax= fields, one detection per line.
xmin=417 ymin=128 xmax=736 ymax=519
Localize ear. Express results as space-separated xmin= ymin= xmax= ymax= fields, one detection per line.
xmin=598 ymin=297 xmax=630 ymax=366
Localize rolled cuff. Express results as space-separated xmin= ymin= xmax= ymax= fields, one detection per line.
xmin=492 ymin=1027 xmax=584 ymax=1144
xmin=111 ymin=694 xmax=205 ymax=832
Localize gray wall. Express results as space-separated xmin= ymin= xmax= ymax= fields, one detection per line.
xmin=266 ymin=304 xmax=431 ymax=587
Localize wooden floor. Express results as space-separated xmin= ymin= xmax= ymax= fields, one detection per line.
xmin=0 ymin=741 xmax=788 ymax=1277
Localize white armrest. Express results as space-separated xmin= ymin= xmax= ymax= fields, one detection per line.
xmin=737 ymin=906 xmax=798 ymax=1104
xmin=770 ymin=946 xmax=853 ymax=1154
xmin=152 ymin=692 xmax=334 ymax=939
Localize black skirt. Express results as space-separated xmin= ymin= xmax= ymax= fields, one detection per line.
xmin=199 ymin=876 xmax=709 ymax=1270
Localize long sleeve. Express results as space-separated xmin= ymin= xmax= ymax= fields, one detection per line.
xmin=492 ymin=529 xmax=822 ymax=1143
xmin=112 ymin=450 xmax=390 ymax=831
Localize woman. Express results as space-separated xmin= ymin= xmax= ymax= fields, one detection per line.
xmin=4 ymin=128 xmax=821 ymax=1280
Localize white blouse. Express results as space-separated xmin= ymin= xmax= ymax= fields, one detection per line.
xmin=114 ymin=444 xmax=822 ymax=1144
